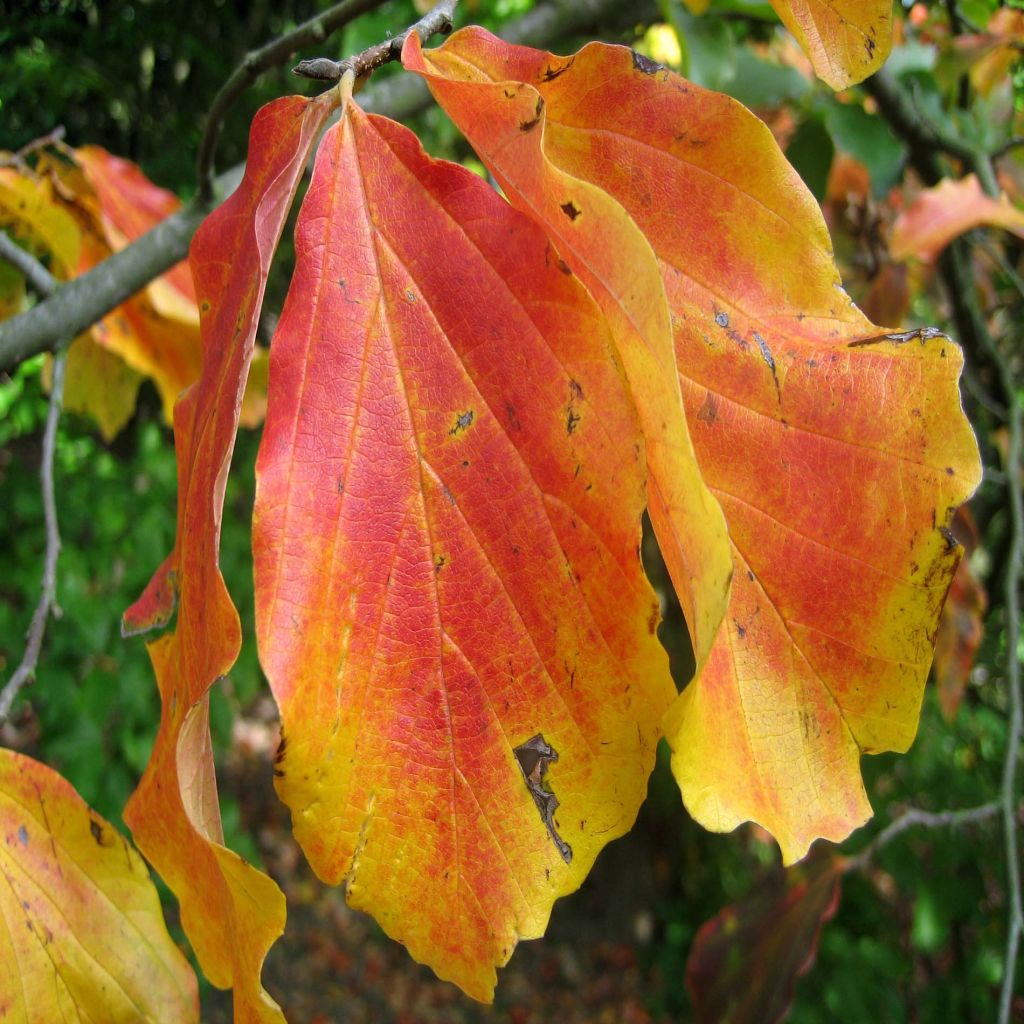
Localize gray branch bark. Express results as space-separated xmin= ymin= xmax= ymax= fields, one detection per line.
xmin=0 ymin=0 xmax=654 ymax=374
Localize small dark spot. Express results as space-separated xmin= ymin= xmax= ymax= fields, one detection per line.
xmin=632 ymin=50 xmax=663 ymax=74
xmin=714 ymin=311 xmax=729 ymax=328
xmin=560 ymin=201 xmax=581 ymax=221
xmin=434 ymin=554 xmax=447 ymax=574
xmin=568 ymin=379 xmax=584 ymax=401
xmin=735 ymin=620 xmax=746 ymax=640
xmin=404 ymin=289 xmax=416 ymax=303
xmin=199 ymin=300 xmax=211 ymax=314
xmin=89 ymin=820 xmax=104 ymax=845
xmin=939 ymin=526 xmax=958 ymax=552
xmin=461 ymin=460 xmax=470 ymax=468
xmin=275 ymin=733 xmax=288 ymax=764
xmin=747 ymin=569 xmax=755 ymax=582
xmin=337 ymin=478 xmax=345 ymax=495
xmin=866 ymin=35 xmax=876 ymax=58
xmin=540 ymin=57 xmax=575 ymax=81
xmin=945 ymin=467 xmax=954 ymax=476
xmin=519 ymin=96 xmax=544 ymax=132
xmin=697 ymin=393 xmax=717 ymax=424
xmin=449 ymin=410 xmax=474 ymax=435
xmin=566 ymin=409 xmax=581 ymax=434
xmin=17 ymin=825 xmax=28 ymax=847
xmin=556 ymin=258 xmax=572 ymax=275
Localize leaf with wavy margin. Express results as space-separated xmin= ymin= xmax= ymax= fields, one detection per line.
xmin=769 ymin=0 xmax=892 ymax=89
xmin=408 ymin=29 xmax=980 ymax=863
xmin=121 ymin=93 xmax=334 ymax=1021
xmin=253 ymin=97 xmax=674 ymax=1001
xmin=0 ymin=748 xmax=198 ymax=1024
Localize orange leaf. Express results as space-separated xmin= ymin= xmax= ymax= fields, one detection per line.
xmin=74 ymin=145 xmax=198 ymax=318
xmin=40 ymin=155 xmax=204 ymax=427
xmin=891 ymin=174 xmax=1024 ymax=262
xmin=411 ymin=30 xmax=981 ymax=863
xmin=686 ymin=852 xmax=845 ymax=1024
xmin=0 ymin=748 xmax=198 ymax=1023
xmin=405 ymin=31 xmax=732 ymax=675
xmin=768 ymin=0 xmax=893 ymax=89
xmin=122 ymin=93 xmax=334 ymax=1021
xmin=253 ymin=99 xmax=674 ymax=1001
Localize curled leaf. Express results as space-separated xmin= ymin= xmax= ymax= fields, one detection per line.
xmin=123 ymin=93 xmax=335 ymax=1021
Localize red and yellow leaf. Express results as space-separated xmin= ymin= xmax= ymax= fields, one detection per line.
xmin=686 ymin=852 xmax=845 ymax=1024
xmin=0 ymin=748 xmax=198 ymax=1024
xmin=891 ymin=174 xmax=1024 ymax=263
xmin=73 ymin=145 xmax=198 ymax=321
xmin=410 ymin=30 xmax=981 ymax=862
xmin=121 ymin=93 xmax=334 ymax=1021
xmin=0 ymin=168 xmax=80 ymax=277
xmin=404 ymin=32 xmax=733 ymax=674
xmin=253 ymin=97 xmax=674 ymax=1001
xmin=41 ymin=155 xmax=204 ymax=426
xmin=768 ymin=0 xmax=893 ymax=89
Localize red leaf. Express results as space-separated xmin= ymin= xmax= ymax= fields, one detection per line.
xmin=253 ymin=96 xmax=674 ymax=1001
xmin=122 ymin=93 xmax=334 ymax=1021
xmin=686 ymin=852 xmax=845 ymax=1024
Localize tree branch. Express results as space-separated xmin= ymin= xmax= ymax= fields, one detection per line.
xmin=197 ymin=0 xmax=389 ymax=202
xmin=846 ymin=803 xmax=1001 ymax=873
xmin=0 ymin=238 xmax=65 ymax=725
xmin=0 ymin=0 xmax=654 ymax=376
xmin=293 ymin=0 xmax=459 ymax=82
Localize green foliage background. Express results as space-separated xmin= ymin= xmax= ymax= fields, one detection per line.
xmin=1 ymin=1 xmax=1020 ymax=1020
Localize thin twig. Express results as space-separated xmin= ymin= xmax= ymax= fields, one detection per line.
xmin=196 ymin=0 xmax=388 ymax=202
xmin=846 ymin=803 xmax=1001 ymax=873
xmin=0 ymin=232 xmax=60 ymax=297
xmin=0 ymin=0 xmax=655 ymax=374
xmin=0 ymin=127 xmax=66 ymax=173
xmin=994 ymin=327 xmax=1024 ymax=1024
xmin=0 ymin=241 xmax=65 ymax=725
xmin=293 ymin=0 xmax=459 ymax=82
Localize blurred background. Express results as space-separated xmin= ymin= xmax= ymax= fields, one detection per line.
xmin=1 ymin=1 xmax=1021 ymax=1020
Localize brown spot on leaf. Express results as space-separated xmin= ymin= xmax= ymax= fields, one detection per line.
xmin=632 ymin=50 xmax=663 ymax=74
xmin=540 ymin=57 xmax=575 ymax=81
xmin=519 ymin=96 xmax=544 ymax=132
xmin=697 ymin=393 xmax=718 ymax=424
xmin=560 ymin=201 xmax=581 ymax=221
xmin=449 ymin=410 xmax=474 ymax=435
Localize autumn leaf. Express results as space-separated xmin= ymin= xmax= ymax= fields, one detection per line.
xmin=40 ymin=152 xmax=204 ymax=432
xmin=0 ymin=748 xmax=198 ymax=1024
xmin=0 ymin=167 xmax=80 ymax=276
xmin=891 ymin=174 xmax=1024 ymax=263
xmin=686 ymin=852 xmax=845 ymax=1024
xmin=404 ymin=33 xmax=733 ymax=676
xmin=122 ymin=92 xmax=334 ymax=1021
xmin=768 ymin=0 xmax=893 ymax=89
xmin=408 ymin=29 xmax=980 ymax=863
xmin=253 ymin=94 xmax=674 ymax=1001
